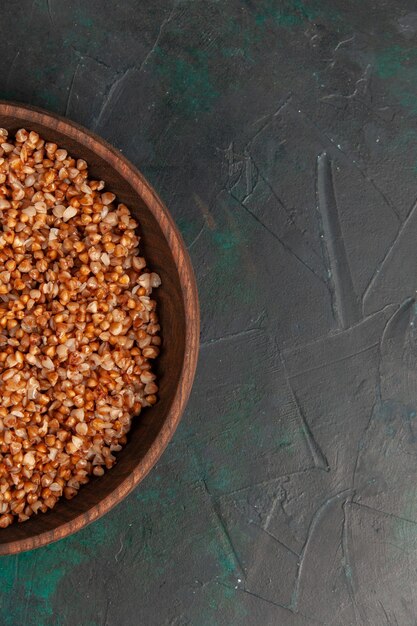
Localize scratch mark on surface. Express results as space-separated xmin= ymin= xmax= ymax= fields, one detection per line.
xmin=334 ymin=34 xmax=355 ymax=51
xmin=321 ymin=64 xmax=371 ymax=101
xmin=282 ymin=303 xmax=393 ymax=360
xmin=361 ymin=302 xmax=398 ymax=323
xmin=103 ymin=599 xmax=111 ymax=626
xmin=69 ymin=45 xmax=111 ymax=70
xmin=137 ymin=4 xmax=177 ymax=73
xmin=231 ymin=585 xmax=325 ymax=624
xmin=94 ymin=3 xmax=177 ymax=129
xmin=341 ymin=495 xmax=364 ymax=624
xmin=250 ymin=160 xmax=298 ymax=234
xmin=263 ymin=489 xmax=281 ymax=530
xmin=298 ymin=108 xmax=401 ymax=223
xmin=287 ymin=342 xmax=379 ymax=378
xmin=351 ymin=400 xmax=376 ymax=487
xmin=362 ymin=201 xmax=417 ymax=310
xmin=165 ymin=613 xmax=187 ymax=626
xmin=201 ymin=479 xmax=246 ymax=577
xmin=46 ymin=0 xmax=54 ymax=26
xmin=250 ymin=157 xmax=325 ymax=265
xmin=225 ymin=142 xmax=258 ymax=200
xmin=94 ymin=67 xmax=134 ymax=130
xmin=65 ymin=58 xmax=81 ymax=117
xmin=379 ymin=297 xmax=413 ymax=364
xmin=187 ymin=223 xmax=206 ymax=250
xmin=249 ymin=519 xmax=300 ymax=558
xmin=226 ymin=98 xmax=325 ymax=277
xmin=219 ymin=581 xmax=327 ymax=621
xmin=5 ymin=51 xmax=20 ymax=92
xmin=115 ymin=534 xmax=124 ymax=562
xmin=217 ymin=467 xmax=319 ymax=500
xmin=243 ymin=152 xmax=258 ymax=201
xmin=235 ymin=586 xmax=295 ymax=614
xmin=291 ymin=490 xmax=352 ymax=611
xmin=224 ymin=141 xmax=239 ymax=187
xmin=200 ymin=326 xmax=261 ymax=349
xmin=245 ymin=93 xmax=293 ymax=150
xmin=317 ymin=152 xmax=361 ymax=329
xmin=351 ymin=301 xmax=407 ymax=486
xmin=235 ymin=196 xmax=326 ymax=283
xmin=351 ymin=500 xmax=417 ymax=527
xmin=252 ymin=161 xmax=288 ymax=212
xmin=27 ymin=0 xmax=37 ymax=25
xmin=282 ymin=304 xmax=398 ymax=366
xmin=225 ymin=98 xmax=331 ymax=285
xmin=280 ymin=353 xmax=329 ymax=470
xmin=379 ymin=540 xmax=412 ymax=555
xmin=378 ymin=601 xmax=391 ymax=625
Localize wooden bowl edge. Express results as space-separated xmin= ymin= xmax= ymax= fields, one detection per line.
xmin=0 ymin=101 xmax=200 ymax=555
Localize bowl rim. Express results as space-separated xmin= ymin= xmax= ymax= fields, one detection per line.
xmin=0 ymin=100 xmax=200 ymax=554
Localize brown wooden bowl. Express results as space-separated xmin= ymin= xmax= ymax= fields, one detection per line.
xmin=0 ymin=101 xmax=199 ymax=555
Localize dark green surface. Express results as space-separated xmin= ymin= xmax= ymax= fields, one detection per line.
xmin=2 ymin=1 xmax=417 ymax=624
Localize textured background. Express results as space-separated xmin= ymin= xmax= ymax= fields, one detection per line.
xmin=1 ymin=0 xmax=417 ymax=624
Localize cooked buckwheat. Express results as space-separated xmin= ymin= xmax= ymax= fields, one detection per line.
xmin=0 ymin=128 xmax=161 ymax=526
